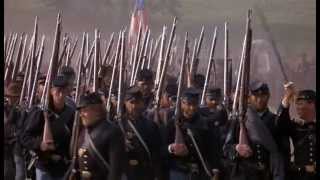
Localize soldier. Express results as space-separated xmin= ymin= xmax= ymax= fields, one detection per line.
xmin=167 ymin=88 xmax=221 ymax=180
xmin=4 ymin=82 xmax=23 ymax=180
xmin=59 ymin=66 xmax=77 ymax=110
xmin=21 ymin=75 xmax=75 ymax=180
xmin=280 ymin=85 xmax=317 ymax=180
xmin=122 ymin=86 xmax=166 ymax=180
xmin=135 ymin=69 xmax=155 ymax=111
xmin=72 ymin=92 xmax=125 ymax=180
xmin=223 ymin=80 xmax=289 ymax=180
xmin=200 ymin=88 xmax=229 ymax=180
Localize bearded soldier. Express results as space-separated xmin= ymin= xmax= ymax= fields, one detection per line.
xmin=224 ymin=81 xmax=290 ymax=180
xmin=73 ymin=92 xmax=125 ymax=180
xmin=122 ymin=86 xmax=166 ymax=180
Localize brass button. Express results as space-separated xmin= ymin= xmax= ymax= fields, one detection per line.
xmin=78 ymin=148 xmax=87 ymax=157
xmin=258 ymin=156 xmax=261 ymax=160
xmin=83 ymin=155 xmax=88 ymax=158
xmin=129 ymin=159 xmax=139 ymax=166
xmin=310 ymin=153 xmax=313 ymax=157
xmin=310 ymin=159 xmax=314 ymax=162
xmin=84 ymin=167 xmax=88 ymax=170
xmin=84 ymin=161 xmax=88 ymax=164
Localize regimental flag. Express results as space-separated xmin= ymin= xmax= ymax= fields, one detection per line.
xmin=128 ymin=0 xmax=149 ymax=47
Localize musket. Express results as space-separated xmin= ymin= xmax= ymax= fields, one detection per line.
xmin=64 ymin=42 xmax=71 ymax=67
xmin=187 ymin=38 xmax=198 ymax=87
xmin=106 ymin=32 xmax=121 ymax=121
xmin=147 ymin=39 xmax=154 ymax=70
xmin=11 ymin=33 xmax=25 ymax=82
xmin=4 ymin=33 xmax=18 ymax=85
xmin=68 ymin=37 xmax=78 ymax=62
xmin=238 ymin=9 xmax=252 ymax=146
xmin=19 ymin=48 xmax=32 ymax=107
xmin=130 ymin=21 xmax=143 ymax=85
xmin=149 ymin=34 xmax=161 ymax=69
xmin=154 ymin=26 xmax=167 ymax=87
xmin=223 ymin=22 xmax=233 ymax=112
xmin=141 ymin=29 xmax=151 ymax=69
xmin=68 ymin=33 xmax=86 ymax=180
xmin=84 ymin=40 xmax=95 ymax=70
xmin=189 ymin=26 xmax=204 ymax=80
xmin=57 ymin=36 xmax=70 ymax=69
xmin=93 ymin=29 xmax=100 ymax=92
xmin=132 ymin=28 xmax=149 ymax=81
xmin=28 ymin=36 xmax=45 ymax=109
xmin=155 ymin=17 xmax=177 ymax=109
xmin=19 ymin=34 xmax=28 ymax=73
xmin=102 ymin=32 xmax=114 ymax=66
xmin=41 ymin=13 xmax=62 ymax=146
xmin=116 ymin=30 xmax=126 ymax=133
xmin=200 ymin=27 xmax=218 ymax=106
xmin=174 ymin=32 xmax=188 ymax=144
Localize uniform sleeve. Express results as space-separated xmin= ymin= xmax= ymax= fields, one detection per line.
xmin=276 ymin=104 xmax=294 ymax=136
xmin=20 ymin=108 xmax=43 ymax=152
xmin=223 ymin=119 xmax=240 ymax=161
xmin=108 ymin=127 xmax=126 ymax=180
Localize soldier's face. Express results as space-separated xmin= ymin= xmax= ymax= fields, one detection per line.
xmin=295 ymin=99 xmax=315 ymax=120
xmin=37 ymin=84 xmax=45 ymax=100
xmin=160 ymin=94 xmax=170 ymax=108
xmin=80 ymin=104 xmax=105 ymax=127
xmin=50 ymin=87 xmax=67 ymax=104
xmin=249 ymin=94 xmax=269 ymax=112
xmin=206 ymin=96 xmax=219 ymax=109
xmin=125 ymin=99 xmax=144 ymax=117
xmin=137 ymin=81 xmax=153 ymax=97
xmin=7 ymin=96 xmax=19 ymax=106
xmin=181 ymin=99 xmax=198 ymax=119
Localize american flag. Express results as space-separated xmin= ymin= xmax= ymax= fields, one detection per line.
xmin=128 ymin=0 xmax=149 ymax=47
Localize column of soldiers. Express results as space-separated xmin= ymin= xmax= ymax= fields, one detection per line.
xmin=4 ymin=13 xmax=316 ymax=180
xmin=4 ymin=65 xmax=317 ymax=180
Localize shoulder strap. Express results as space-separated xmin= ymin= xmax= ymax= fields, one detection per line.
xmin=187 ymin=128 xmax=213 ymax=178
xmin=127 ymin=120 xmax=152 ymax=161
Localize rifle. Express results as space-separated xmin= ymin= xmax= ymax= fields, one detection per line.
xmin=141 ymin=29 xmax=151 ymax=69
xmin=4 ymin=33 xmax=18 ymax=85
xmin=67 ymin=37 xmax=79 ymax=65
xmin=189 ymin=26 xmax=205 ymax=82
xmin=116 ymin=30 xmax=126 ymax=133
xmin=28 ymin=35 xmax=46 ymax=109
xmin=11 ymin=33 xmax=25 ymax=82
xmin=149 ymin=34 xmax=161 ymax=70
xmin=238 ymin=9 xmax=253 ymax=146
xmin=200 ymin=27 xmax=218 ymax=106
xmin=68 ymin=32 xmax=86 ymax=180
xmin=223 ymin=22 xmax=233 ymax=112
xmin=154 ymin=17 xmax=177 ymax=111
xmin=93 ymin=29 xmax=100 ymax=92
xmin=106 ymin=32 xmax=121 ymax=121
xmin=154 ymin=26 xmax=167 ymax=87
xmin=19 ymin=34 xmax=29 ymax=73
xmin=132 ymin=28 xmax=150 ymax=82
xmin=102 ymin=32 xmax=114 ymax=66
xmin=146 ymin=39 xmax=154 ymax=70
xmin=130 ymin=21 xmax=143 ymax=85
xmin=174 ymin=32 xmax=188 ymax=144
xmin=41 ymin=13 xmax=62 ymax=147
xmin=187 ymin=38 xmax=198 ymax=87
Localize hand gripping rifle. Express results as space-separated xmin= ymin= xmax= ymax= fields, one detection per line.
xmin=174 ymin=32 xmax=188 ymax=145
xmin=68 ymin=32 xmax=86 ymax=180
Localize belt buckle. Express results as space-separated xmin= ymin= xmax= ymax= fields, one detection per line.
xmin=81 ymin=170 xmax=92 ymax=179
xmin=129 ymin=159 xmax=139 ymax=166
xmin=305 ymin=164 xmax=316 ymax=173
xmin=257 ymin=162 xmax=265 ymax=170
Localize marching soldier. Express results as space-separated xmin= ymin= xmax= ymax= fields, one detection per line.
xmin=21 ymin=75 xmax=75 ymax=180
xmin=4 ymin=82 xmax=23 ymax=180
xmin=200 ymin=88 xmax=228 ymax=180
xmin=122 ymin=86 xmax=166 ymax=180
xmin=167 ymin=88 xmax=221 ymax=180
xmin=223 ymin=80 xmax=289 ymax=180
xmin=74 ymin=92 xmax=125 ymax=180
xmin=136 ymin=69 xmax=155 ymax=111
xmin=59 ymin=66 xmax=77 ymax=110
xmin=280 ymin=85 xmax=317 ymax=180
